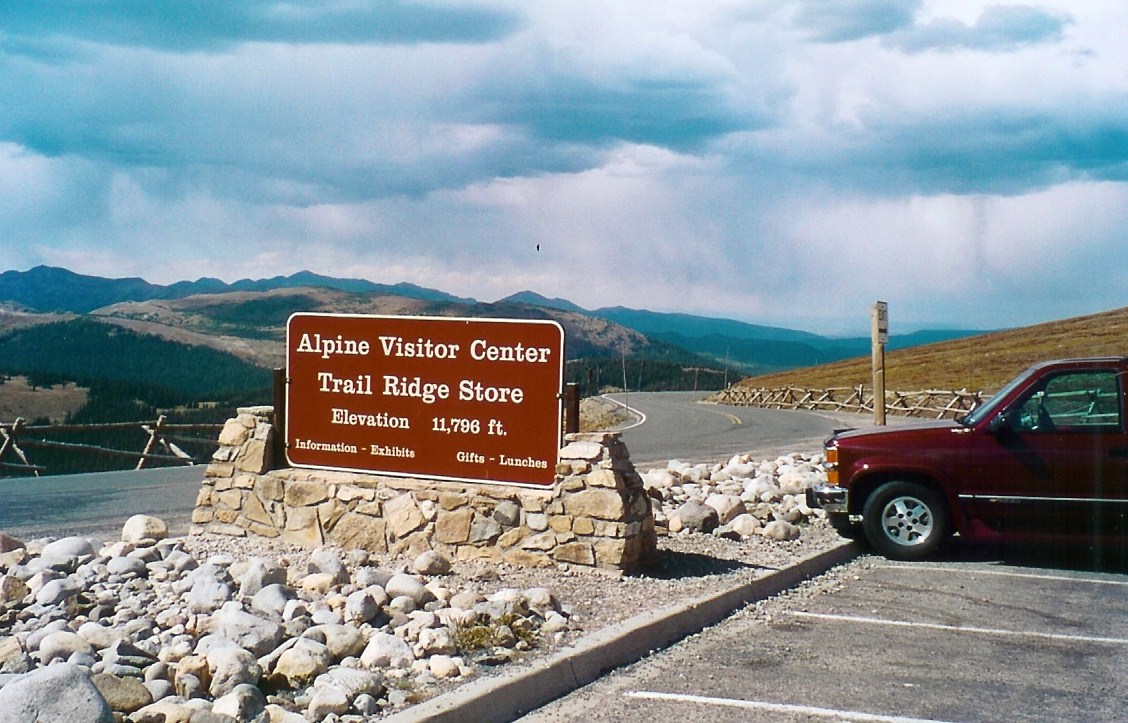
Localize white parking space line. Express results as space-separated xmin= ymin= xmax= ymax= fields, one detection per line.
xmin=877 ymin=564 xmax=1128 ymax=587
xmin=624 ymin=691 xmax=955 ymax=723
xmin=788 ymin=611 xmax=1128 ymax=646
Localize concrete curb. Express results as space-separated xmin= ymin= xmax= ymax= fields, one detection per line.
xmin=384 ymin=540 xmax=862 ymax=722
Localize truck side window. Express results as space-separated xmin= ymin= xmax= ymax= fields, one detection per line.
xmin=1013 ymin=371 xmax=1121 ymax=432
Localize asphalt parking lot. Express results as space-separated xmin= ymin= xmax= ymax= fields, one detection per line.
xmin=521 ymin=544 xmax=1128 ymax=722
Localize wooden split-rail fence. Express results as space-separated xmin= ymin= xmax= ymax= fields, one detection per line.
xmin=0 ymin=415 xmax=224 ymax=476
xmin=711 ymin=384 xmax=988 ymax=420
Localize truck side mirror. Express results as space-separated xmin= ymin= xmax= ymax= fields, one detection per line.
xmin=987 ymin=409 xmax=1016 ymax=435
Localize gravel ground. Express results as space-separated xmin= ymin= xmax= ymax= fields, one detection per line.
xmin=182 ymin=517 xmax=844 ymax=649
xmin=175 ymin=512 xmax=846 ymax=714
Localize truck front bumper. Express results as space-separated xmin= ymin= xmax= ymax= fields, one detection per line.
xmin=806 ymin=483 xmax=849 ymax=514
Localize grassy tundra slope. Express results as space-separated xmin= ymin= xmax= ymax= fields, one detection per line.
xmin=733 ymin=306 xmax=1128 ymax=394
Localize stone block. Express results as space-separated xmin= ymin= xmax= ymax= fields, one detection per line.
xmin=558 ymin=440 xmax=603 ymax=461
xmin=503 ymin=550 xmax=554 ymax=568
xmin=548 ymin=516 xmax=573 ymax=533
xmin=592 ymin=520 xmax=627 ymax=537
xmin=389 ymin=530 xmax=432 ymax=558
xmin=336 ymin=486 xmax=375 ymax=503
xmin=232 ymin=473 xmax=257 ymax=490
xmin=434 ymin=508 xmax=473 ymax=544
xmin=497 ymin=527 xmax=525 ymax=548
xmin=191 ymin=507 xmax=214 ymax=524
xmin=563 ymin=489 xmax=625 ymax=521
xmin=206 ymin=460 xmax=235 ymax=477
xmin=572 ymin=517 xmax=595 ymax=536
xmin=218 ymin=419 xmax=250 ymax=447
xmin=455 ymin=546 xmax=502 ymax=563
xmin=593 ymin=538 xmax=626 ymax=566
xmin=318 ymin=499 xmax=345 ymax=530
xmin=468 ymin=513 xmax=502 ymax=544
xmin=520 ymin=531 xmax=557 ymax=551
xmin=257 ymin=476 xmax=285 ymax=502
xmin=492 ymin=500 xmax=521 ymax=527
xmin=208 ymin=523 xmax=247 ymax=537
xmin=560 ymin=477 xmax=586 ymax=492
xmin=553 ymin=542 xmax=595 ymax=566
xmin=283 ymin=507 xmax=324 ymax=547
xmin=244 ymin=521 xmax=280 ymax=538
xmin=329 ymin=512 xmax=388 ymax=553
xmin=242 ymin=494 xmax=272 ymax=526
xmin=384 ymin=493 xmax=426 ymax=539
xmin=284 ymin=481 xmax=330 ymax=508
xmin=236 ymin=439 xmax=269 ymax=474
xmin=216 ymin=489 xmax=243 ymax=510
xmin=438 ymin=493 xmax=469 ymax=511
xmin=585 ymin=468 xmax=619 ymax=489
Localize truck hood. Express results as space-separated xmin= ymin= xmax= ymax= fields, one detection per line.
xmin=830 ymin=419 xmax=962 ymax=443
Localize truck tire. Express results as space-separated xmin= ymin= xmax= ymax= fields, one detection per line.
xmin=862 ymin=481 xmax=949 ymax=560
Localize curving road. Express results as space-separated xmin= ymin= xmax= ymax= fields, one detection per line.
xmin=600 ymin=391 xmax=875 ymax=467
xmin=0 ymin=394 xmax=884 ymax=539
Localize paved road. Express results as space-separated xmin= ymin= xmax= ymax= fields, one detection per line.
xmin=603 ymin=391 xmax=884 ymax=467
xmin=521 ymin=543 xmax=1128 ymax=722
xmin=0 ymin=394 xmax=893 ymax=539
xmin=0 ymin=465 xmax=205 ymax=540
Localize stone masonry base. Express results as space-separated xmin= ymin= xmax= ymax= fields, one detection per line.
xmin=191 ymin=408 xmax=657 ymax=574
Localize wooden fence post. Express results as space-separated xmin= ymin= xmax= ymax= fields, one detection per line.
xmin=273 ymin=367 xmax=288 ymax=469
xmin=564 ymin=383 xmax=580 ymax=435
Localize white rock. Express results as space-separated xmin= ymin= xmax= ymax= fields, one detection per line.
xmin=214 ymin=602 xmax=283 ymax=657
xmin=429 ymin=654 xmax=460 ymax=679
xmin=0 ymin=663 xmax=112 ymax=722
xmin=411 ymin=550 xmax=451 ymax=576
xmin=703 ymin=494 xmax=746 ymax=526
xmin=206 ymin=645 xmax=262 ymax=697
xmin=761 ymin=519 xmax=801 ymax=541
xmin=729 ymin=514 xmax=762 ymax=538
xmin=307 ymin=684 xmax=349 ymax=720
xmin=37 ymin=631 xmax=94 ymax=664
xmin=121 ymin=515 xmax=168 ymax=544
xmin=384 ymin=573 xmax=428 ymax=605
xmin=360 ymin=632 xmax=415 ymax=669
xmin=273 ymin=638 xmax=332 ymax=686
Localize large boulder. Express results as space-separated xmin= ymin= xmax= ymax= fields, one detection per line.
xmin=0 ymin=663 xmax=113 ymax=722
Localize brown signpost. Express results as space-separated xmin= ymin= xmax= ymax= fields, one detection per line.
xmin=285 ymin=313 xmax=565 ymax=487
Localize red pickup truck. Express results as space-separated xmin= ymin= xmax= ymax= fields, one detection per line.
xmin=808 ymin=357 xmax=1128 ymax=560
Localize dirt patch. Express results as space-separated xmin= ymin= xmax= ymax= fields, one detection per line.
xmin=0 ymin=376 xmax=88 ymax=424
xmin=579 ymin=395 xmax=637 ymax=432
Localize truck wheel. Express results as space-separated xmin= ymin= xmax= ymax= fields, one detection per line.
xmin=862 ymin=481 xmax=949 ymax=560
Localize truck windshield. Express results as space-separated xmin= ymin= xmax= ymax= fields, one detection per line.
xmin=960 ymin=365 xmax=1040 ymax=427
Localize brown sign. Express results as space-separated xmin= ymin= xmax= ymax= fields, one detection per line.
xmin=285 ymin=313 xmax=565 ymax=487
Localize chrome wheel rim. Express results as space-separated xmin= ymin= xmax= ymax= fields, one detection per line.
xmin=880 ymin=495 xmax=933 ymax=547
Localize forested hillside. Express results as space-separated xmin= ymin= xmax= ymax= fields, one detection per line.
xmin=0 ymin=319 xmax=274 ymax=475
xmin=0 ymin=318 xmax=273 ymax=398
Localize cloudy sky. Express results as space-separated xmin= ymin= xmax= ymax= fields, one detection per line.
xmin=2 ymin=1 xmax=1127 ymax=334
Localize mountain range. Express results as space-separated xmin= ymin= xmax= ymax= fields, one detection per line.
xmin=0 ymin=265 xmax=989 ymax=374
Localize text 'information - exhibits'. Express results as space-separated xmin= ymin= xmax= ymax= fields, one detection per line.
xmin=286 ymin=314 xmax=565 ymax=487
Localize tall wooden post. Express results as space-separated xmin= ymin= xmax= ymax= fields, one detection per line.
xmin=872 ymin=301 xmax=888 ymax=426
xmin=273 ymin=368 xmax=287 ymax=468
xmin=564 ymin=383 xmax=580 ymax=435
